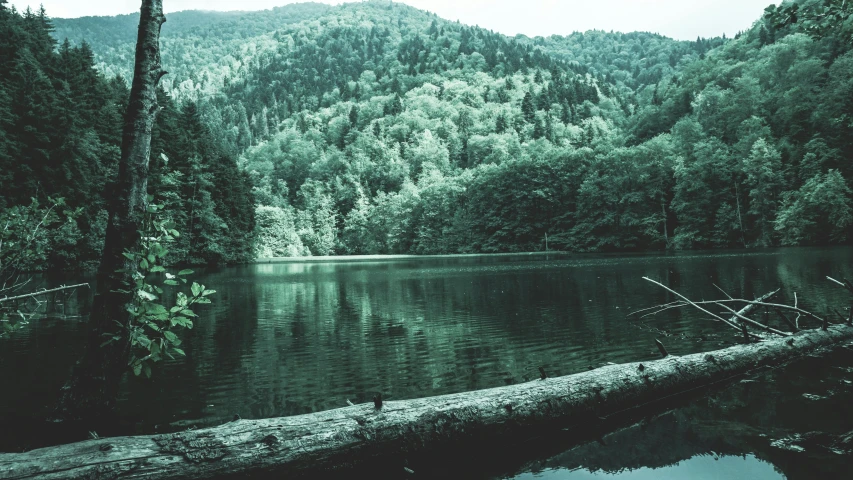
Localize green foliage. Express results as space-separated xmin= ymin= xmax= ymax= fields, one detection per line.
xmin=150 ymin=99 xmax=256 ymax=265
xmin=254 ymin=205 xmax=310 ymax=257
xmin=765 ymin=0 xmax=853 ymax=42
xmin=0 ymin=6 xmax=125 ymax=269
xmin=52 ymin=4 xmax=333 ymax=101
xmin=0 ymin=198 xmax=78 ymax=278
xmin=8 ymin=0 xmax=853 ymax=258
xmin=1 ymin=5 xmax=255 ymax=271
xmin=0 ymin=198 xmax=79 ymax=335
xmin=225 ymin=0 xmax=853 ymax=254
xmin=743 ymin=139 xmax=783 ymax=247
xmin=103 ymin=197 xmax=214 ymax=377
xmin=776 ymin=170 xmax=853 ymax=245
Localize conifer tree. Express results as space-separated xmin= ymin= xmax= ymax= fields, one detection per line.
xmin=521 ymin=91 xmax=536 ymax=123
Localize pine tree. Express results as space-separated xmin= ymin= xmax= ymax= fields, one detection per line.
xmin=349 ymin=105 xmax=359 ymax=126
xmin=521 ymin=91 xmax=536 ymax=123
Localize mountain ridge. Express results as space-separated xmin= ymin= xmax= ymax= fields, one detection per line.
xmin=3 ymin=0 xmax=851 ymax=265
xmin=51 ymin=1 xmax=708 ymax=100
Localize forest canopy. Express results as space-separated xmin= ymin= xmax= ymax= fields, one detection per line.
xmin=2 ymin=0 xmax=852 ymax=267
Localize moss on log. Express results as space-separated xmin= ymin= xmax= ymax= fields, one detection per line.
xmin=2 ymin=324 xmax=852 ymax=480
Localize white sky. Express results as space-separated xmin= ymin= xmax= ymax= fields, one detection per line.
xmin=8 ymin=0 xmax=776 ymax=40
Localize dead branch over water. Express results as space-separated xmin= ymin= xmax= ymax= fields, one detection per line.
xmin=0 ymin=284 xmax=89 ymax=304
xmin=632 ymin=276 xmax=853 ymax=340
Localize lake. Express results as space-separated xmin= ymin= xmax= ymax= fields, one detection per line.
xmin=1 ymin=247 xmax=852 ymax=478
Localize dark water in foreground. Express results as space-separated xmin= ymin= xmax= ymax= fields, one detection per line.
xmin=1 ymin=247 xmax=852 ymax=478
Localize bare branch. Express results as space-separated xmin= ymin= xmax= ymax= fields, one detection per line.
xmin=637 ymin=296 xmax=822 ymax=327
xmin=774 ymin=307 xmax=798 ymax=332
xmin=641 ymin=278 xmax=790 ymax=339
xmin=713 ymin=301 xmax=790 ymax=337
xmin=713 ymin=283 xmax=734 ymax=300
xmin=0 ymin=283 xmax=89 ymax=304
xmin=641 ymin=277 xmax=743 ymax=332
xmin=794 ymin=292 xmax=800 ymax=329
xmin=0 ymin=277 xmax=30 ymax=295
xmin=628 ymin=299 xmax=685 ymax=317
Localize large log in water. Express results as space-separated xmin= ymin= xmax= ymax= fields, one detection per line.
xmin=2 ymin=324 xmax=852 ymax=480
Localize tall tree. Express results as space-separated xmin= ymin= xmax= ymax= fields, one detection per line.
xmin=743 ymin=138 xmax=782 ymax=247
xmin=58 ymin=0 xmax=167 ymax=418
xmin=521 ymin=90 xmax=536 ymax=123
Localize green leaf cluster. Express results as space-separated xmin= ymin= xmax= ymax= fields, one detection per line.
xmin=105 ymin=196 xmax=215 ymax=377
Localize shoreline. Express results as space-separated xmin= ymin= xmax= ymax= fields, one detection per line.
xmin=253 ymin=251 xmax=570 ymax=263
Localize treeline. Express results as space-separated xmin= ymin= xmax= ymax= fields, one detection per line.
xmin=0 ymin=2 xmax=255 ymax=270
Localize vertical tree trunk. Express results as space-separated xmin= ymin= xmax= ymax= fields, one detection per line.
xmin=56 ymin=0 xmax=166 ymax=419
xmin=735 ymin=182 xmax=747 ymax=248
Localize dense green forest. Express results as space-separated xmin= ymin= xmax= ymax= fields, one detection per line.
xmin=2 ymin=0 xmax=853 ymax=266
xmin=0 ymin=1 xmax=255 ymax=270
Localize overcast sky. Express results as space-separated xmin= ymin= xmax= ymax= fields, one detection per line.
xmin=8 ymin=0 xmax=776 ymax=40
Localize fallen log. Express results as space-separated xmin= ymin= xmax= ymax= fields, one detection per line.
xmin=2 ymin=324 xmax=852 ymax=480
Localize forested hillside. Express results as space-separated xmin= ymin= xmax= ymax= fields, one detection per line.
xmin=523 ymin=31 xmax=726 ymax=96
xmin=3 ymin=0 xmax=853 ymax=265
xmin=52 ymin=3 xmax=332 ymax=101
xmin=225 ymin=0 xmax=853 ymax=255
xmin=0 ymin=2 xmax=255 ymax=271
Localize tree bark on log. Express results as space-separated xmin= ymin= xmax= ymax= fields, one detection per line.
xmin=3 ymin=324 xmax=852 ymax=480
xmin=55 ymin=0 xmax=166 ymax=419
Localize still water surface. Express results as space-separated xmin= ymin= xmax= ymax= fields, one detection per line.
xmin=1 ymin=247 xmax=852 ymax=478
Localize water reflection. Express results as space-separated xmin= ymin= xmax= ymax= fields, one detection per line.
xmin=1 ymin=248 xmax=852 ymax=478
xmin=514 ymin=455 xmax=782 ymax=479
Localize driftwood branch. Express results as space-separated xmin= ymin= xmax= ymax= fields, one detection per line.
xmin=0 ymin=277 xmax=30 ymax=295
xmin=639 ymin=277 xmax=743 ymax=332
xmin=633 ymin=280 xmax=824 ymax=337
xmin=654 ymin=339 xmax=668 ymax=358
xmin=713 ymin=298 xmax=789 ymax=337
xmin=713 ymin=283 xmax=734 ymax=300
xmin=637 ymin=278 xmax=786 ymax=338
xmin=774 ymin=307 xmax=799 ymax=332
xmin=0 ymin=283 xmax=89 ymax=304
xmin=827 ymin=276 xmax=853 ymax=326
xmin=793 ymin=292 xmax=801 ymax=329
